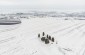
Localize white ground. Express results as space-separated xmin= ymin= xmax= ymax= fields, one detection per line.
xmin=0 ymin=18 xmax=85 ymax=55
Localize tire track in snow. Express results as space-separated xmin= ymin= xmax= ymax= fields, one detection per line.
xmin=0 ymin=46 xmax=24 ymax=55
xmin=0 ymin=36 xmax=16 ymax=44
xmin=0 ymin=24 xmax=20 ymax=33
xmin=52 ymin=23 xmax=81 ymax=34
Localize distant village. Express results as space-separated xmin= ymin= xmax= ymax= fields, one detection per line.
xmin=0 ymin=11 xmax=85 ymax=20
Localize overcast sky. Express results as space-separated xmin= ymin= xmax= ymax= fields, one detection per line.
xmin=0 ymin=0 xmax=84 ymax=11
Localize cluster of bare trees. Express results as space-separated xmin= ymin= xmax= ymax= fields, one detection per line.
xmin=38 ymin=32 xmax=55 ymax=44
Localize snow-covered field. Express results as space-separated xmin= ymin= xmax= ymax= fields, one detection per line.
xmin=0 ymin=18 xmax=85 ymax=55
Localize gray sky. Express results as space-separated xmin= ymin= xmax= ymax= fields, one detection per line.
xmin=0 ymin=0 xmax=84 ymax=11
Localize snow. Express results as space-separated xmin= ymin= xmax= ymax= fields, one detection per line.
xmin=0 ymin=18 xmax=85 ymax=55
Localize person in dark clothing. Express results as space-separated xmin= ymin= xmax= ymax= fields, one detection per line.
xmin=45 ymin=39 xmax=49 ymax=44
xmin=49 ymin=36 xmax=51 ymax=40
xmin=38 ymin=33 xmax=40 ymax=38
xmin=41 ymin=37 xmax=45 ymax=41
xmin=42 ymin=32 xmax=45 ymax=36
xmin=52 ymin=37 xmax=54 ymax=42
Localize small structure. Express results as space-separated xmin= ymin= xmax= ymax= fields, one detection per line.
xmin=0 ymin=17 xmax=21 ymax=25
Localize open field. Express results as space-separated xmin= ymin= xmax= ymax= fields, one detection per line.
xmin=0 ymin=18 xmax=85 ymax=55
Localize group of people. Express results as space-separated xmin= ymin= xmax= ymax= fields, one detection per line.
xmin=38 ymin=32 xmax=55 ymax=44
